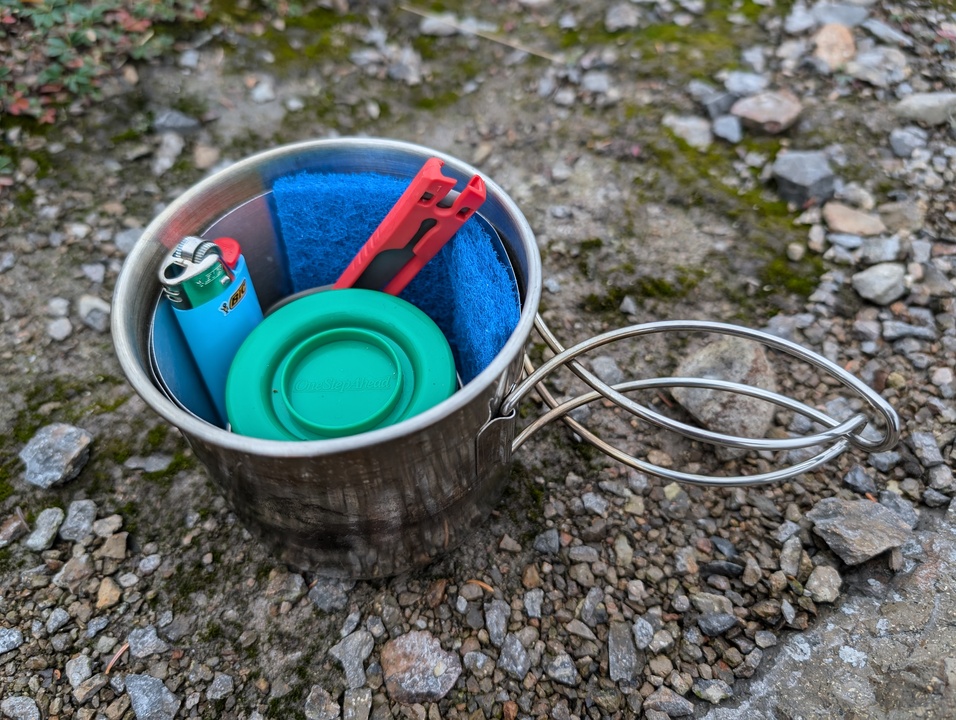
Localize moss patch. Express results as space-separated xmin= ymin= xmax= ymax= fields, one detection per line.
xmin=762 ymin=253 xmax=825 ymax=297
xmin=584 ymin=268 xmax=705 ymax=316
xmin=550 ymin=0 xmax=779 ymax=80
xmin=261 ymin=9 xmax=359 ymax=68
xmin=0 ymin=461 xmax=17 ymax=506
xmin=11 ymin=374 xmax=125 ymax=444
xmin=143 ymin=450 xmax=197 ymax=488
xmin=634 ymin=131 xmax=820 ymax=309
xmin=145 ymin=425 xmax=170 ymax=453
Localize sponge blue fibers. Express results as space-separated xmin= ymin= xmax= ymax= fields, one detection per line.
xmin=270 ymin=171 xmax=520 ymax=384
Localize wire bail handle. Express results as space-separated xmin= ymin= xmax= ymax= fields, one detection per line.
xmin=499 ymin=315 xmax=901 ymax=487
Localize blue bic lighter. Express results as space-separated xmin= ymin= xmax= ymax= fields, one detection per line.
xmin=159 ymin=236 xmax=263 ymax=426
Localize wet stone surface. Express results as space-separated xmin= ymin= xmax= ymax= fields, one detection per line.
xmin=2 ymin=0 xmax=956 ymax=718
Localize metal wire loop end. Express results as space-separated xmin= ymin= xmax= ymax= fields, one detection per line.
xmin=504 ymin=315 xmax=901 ymax=487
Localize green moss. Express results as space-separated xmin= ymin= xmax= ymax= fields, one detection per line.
xmin=243 ymin=642 xmax=260 ymax=661
xmin=0 ymin=461 xmax=16 ymax=506
xmin=259 ymin=8 xmax=359 ymax=67
xmin=170 ymin=559 xmax=220 ymax=610
xmin=762 ymin=254 xmax=825 ymax=296
xmin=0 ymin=547 xmax=18 ymax=575
xmin=12 ymin=376 xmax=116 ymax=444
xmin=12 ymin=386 xmax=59 ymax=444
xmin=98 ymin=436 xmax=133 ymax=466
xmin=623 ymin=102 xmax=653 ymax=121
xmin=172 ymin=95 xmax=209 ymax=120
xmin=267 ymin=698 xmax=307 ymax=720
xmin=15 ymin=187 xmax=37 ymax=206
xmin=265 ymin=647 xmax=323 ymax=720
xmin=254 ymin=562 xmax=275 ymax=584
xmin=413 ymin=88 xmax=462 ymax=111
xmin=632 ymin=132 xmax=820 ymax=307
xmin=554 ymin=6 xmax=768 ymax=79
xmin=110 ymin=128 xmax=143 ymax=143
xmin=143 ymin=449 xmax=196 ymax=487
xmin=636 ymin=276 xmax=681 ymax=299
xmin=203 ymin=700 xmax=227 ymax=720
xmin=572 ymin=439 xmax=604 ymax=465
xmin=145 ymin=425 xmax=169 ymax=452
xmin=577 ymin=237 xmax=606 ymax=277
xmin=114 ymin=501 xmax=140 ymax=535
xmin=584 ymin=268 xmax=704 ymax=315
xmin=412 ymin=34 xmax=441 ymax=61
xmin=198 ymin=621 xmax=224 ymax=642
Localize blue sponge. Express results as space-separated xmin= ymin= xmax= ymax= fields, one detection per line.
xmin=270 ymin=171 xmax=520 ymax=384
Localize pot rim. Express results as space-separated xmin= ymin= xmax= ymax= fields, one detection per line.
xmin=111 ymin=137 xmax=542 ymax=457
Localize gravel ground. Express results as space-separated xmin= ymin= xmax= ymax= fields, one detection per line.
xmin=2 ymin=1 xmax=956 ymax=719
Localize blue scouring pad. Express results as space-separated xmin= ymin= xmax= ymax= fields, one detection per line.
xmin=270 ymin=170 xmax=520 ymax=384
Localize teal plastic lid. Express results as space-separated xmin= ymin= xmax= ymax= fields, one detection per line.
xmin=226 ymin=289 xmax=457 ymax=440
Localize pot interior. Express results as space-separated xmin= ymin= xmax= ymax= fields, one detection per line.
xmin=142 ymin=140 xmax=536 ymax=432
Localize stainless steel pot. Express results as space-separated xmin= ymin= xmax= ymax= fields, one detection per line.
xmin=112 ymin=138 xmax=900 ymax=578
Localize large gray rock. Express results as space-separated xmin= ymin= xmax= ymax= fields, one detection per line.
xmin=785 ymin=1 xmax=816 ymax=34
xmin=206 ymin=672 xmax=234 ymax=701
xmin=0 ymin=628 xmax=24 ymax=653
xmin=605 ymin=3 xmax=641 ymax=32
xmin=329 ymin=630 xmax=374 ymax=689
xmin=731 ymin=90 xmax=802 ymax=134
xmin=303 ymin=686 xmax=339 ymax=720
xmin=695 ymin=679 xmax=734 ymax=704
xmin=772 ymin=151 xmax=835 ymax=205
xmin=342 ymin=688 xmax=372 ymax=720
xmin=125 ymin=674 xmax=181 ymax=720
xmin=851 ymin=263 xmax=907 ymax=305
xmin=608 ymin=621 xmax=640 ymax=681
xmin=723 ymin=71 xmax=768 ymax=96
xmin=52 ymin=553 xmax=94 ymax=592
xmin=812 ymin=2 xmax=869 ymax=27
xmin=701 ymin=525 xmax=956 ymax=719
xmin=497 ymin=632 xmax=531 ymax=680
xmin=861 ymin=18 xmax=913 ymax=47
xmin=663 ymin=114 xmax=713 ymax=151
xmin=18 ymin=423 xmax=92 ymax=488
xmin=845 ymin=47 xmax=910 ymax=88
xmin=713 ymin=115 xmax=743 ymax=144
xmin=381 ymin=630 xmax=461 ymax=703
xmin=77 ymin=295 xmax=111 ymax=333
xmin=59 ymin=500 xmax=97 ymax=542
xmin=308 ymin=577 xmax=354 ymax=612
xmin=544 ymin=653 xmax=581 ymax=686
xmin=688 ymin=80 xmax=737 ymax=119
xmin=894 ymin=92 xmax=956 ymax=125
xmin=65 ymin=654 xmax=94 ymax=688
xmin=24 ymin=507 xmax=65 ymax=552
xmin=127 ymin=626 xmax=169 ymax=658
xmin=484 ymin=598 xmax=510 ymax=647
xmin=672 ymin=336 xmax=778 ymax=443
xmin=805 ymin=565 xmax=842 ymax=602
xmin=152 ymin=108 xmax=201 ymax=134
xmin=0 ymin=696 xmax=40 ymax=720
xmin=644 ymin=687 xmax=695 ymax=716
xmin=114 ymin=227 xmax=144 ymax=255
xmin=806 ymin=497 xmax=911 ymax=565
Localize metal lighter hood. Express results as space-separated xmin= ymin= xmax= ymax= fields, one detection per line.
xmin=160 ymin=236 xmax=234 ymax=309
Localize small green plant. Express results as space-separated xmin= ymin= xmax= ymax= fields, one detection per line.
xmin=0 ymin=0 xmax=211 ymax=124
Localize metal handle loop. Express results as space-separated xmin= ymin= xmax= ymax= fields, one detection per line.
xmin=502 ymin=315 xmax=900 ymax=486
